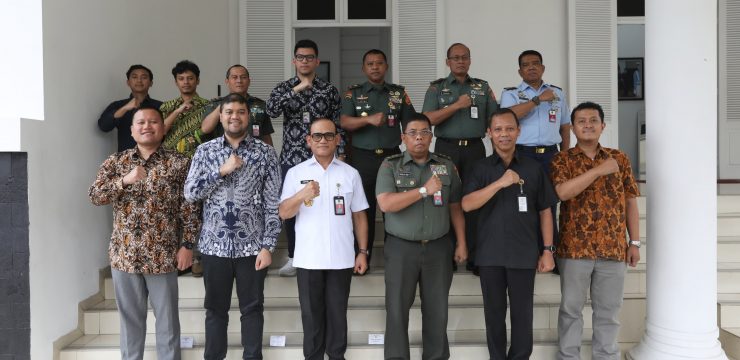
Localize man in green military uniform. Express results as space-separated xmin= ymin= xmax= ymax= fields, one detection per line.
xmin=376 ymin=113 xmax=466 ymax=360
xmin=422 ymin=43 xmax=498 ymax=274
xmin=340 ymin=49 xmax=415 ymax=269
xmin=201 ymin=64 xmax=275 ymax=146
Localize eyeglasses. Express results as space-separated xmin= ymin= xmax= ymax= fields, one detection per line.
xmin=295 ymin=54 xmax=317 ymax=62
xmin=404 ymin=129 xmax=433 ymax=138
xmin=447 ymin=56 xmax=470 ymax=62
xmin=310 ymin=132 xmax=336 ymax=142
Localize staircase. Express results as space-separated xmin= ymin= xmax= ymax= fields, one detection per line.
xmin=59 ymin=196 xmax=740 ymax=359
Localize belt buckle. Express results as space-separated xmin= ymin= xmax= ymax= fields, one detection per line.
xmin=458 ymin=140 xmax=468 ymax=146
xmin=375 ymin=149 xmax=384 ymax=155
xmin=536 ymin=147 xmax=545 ymax=154
xmin=420 ymin=239 xmax=430 ymax=245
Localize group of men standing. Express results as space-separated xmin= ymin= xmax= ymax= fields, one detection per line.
xmin=90 ymin=38 xmax=640 ymax=360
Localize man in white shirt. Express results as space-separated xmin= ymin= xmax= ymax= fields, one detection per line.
xmin=279 ymin=118 xmax=369 ymax=360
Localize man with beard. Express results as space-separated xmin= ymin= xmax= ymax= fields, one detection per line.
xmin=267 ymin=39 xmax=343 ymax=276
xmin=201 ymin=64 xmax=274 ymax=145
xmin=184 ymin=93 xmax=282 ymax=360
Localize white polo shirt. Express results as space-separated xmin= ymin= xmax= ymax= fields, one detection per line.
xmin=280 ymin=156 xmax=369 ymax=269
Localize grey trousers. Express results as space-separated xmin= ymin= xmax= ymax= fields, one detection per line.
xmin=556 ymin=258 xmax=626 ymax=360
xmin=112 ymin=269 xmax=180 ymax=360
xmin=384 ymin=234 xmax=453 ymax=360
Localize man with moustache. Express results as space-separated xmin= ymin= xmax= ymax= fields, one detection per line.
xmin=201 ymin=64 xmax=274 ymax=145
xmin=267 ymin=39 xmax=343 ymax=276
xmin=161 ymin=60 xmax=212 ymax=158
xmin=422 ymin=43 xmax=498 ymax=274
xmin=462 ymin=108 xmax=558 ymax=360
xmin=184 ymin=93 xmax=282 ymax=360
xmin=376 ymin=113 xmax=466 ymax=360
xmin=89 ymin=106 xmax=200 ymax=360
xmin=550 ymin=102 xmax=640 ymax=360
xmin=279 ymin=118 xmax=369 ymax=360
xmin=340 ymin=49 xmax=415 ymax=270
xmin=97 ymin=64 xmax=162 ymax=151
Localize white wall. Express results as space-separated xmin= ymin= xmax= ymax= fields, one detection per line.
xmin=295 ymin=27 xmax=342 ymax=89
xmin=618 ymin=24 xmax=646 ymax=175
xmin=21 ymin=0 xmax=235 ymax=358
xmin=443 ymin=0 xmax=569 ymax=100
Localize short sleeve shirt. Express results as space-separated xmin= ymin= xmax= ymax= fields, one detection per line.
xmin=376 ymin=152 xmax=462 ymax=240
xmin=422 ymin=73 xmax=498 ymax=139
xmin=340 ymin=81 xmax=415 ymax=149
xmin=500 ymin=81 xmax=570 ymax=146
xmin=281 ymin=157 xmax=369 ymax=269
xmin=464 ymin=151 xmax=558 ymax=269
xmin=550 ymin=145 xmax=640 ymax=261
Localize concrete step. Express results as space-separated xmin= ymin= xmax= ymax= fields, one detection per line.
xmin=721 ymin=327 xmax=740 ymax=360
xmin=103 ymin=265 xmax=648 ymax=300
xmin=59 ymin=330 xmax=639 ymax=360
xmin=81 ymin=295 xmax=646 ymax=337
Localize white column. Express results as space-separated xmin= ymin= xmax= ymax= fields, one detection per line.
xmin=628 ymin=0 xmax=726 ymax=359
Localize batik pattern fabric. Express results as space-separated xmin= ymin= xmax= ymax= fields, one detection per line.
xmin=160 ymin=94 xmax=212 ymax=158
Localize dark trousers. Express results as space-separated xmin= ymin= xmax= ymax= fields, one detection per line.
xmin=434 ymin=138 xmax=486 ymax=266
xmin=281 ymin=164 xmax=297 ymax=258
xmin=384 ymin=235 xmax=454 ymax=360
xmin=201 ymin=254 xmax=267 ymax=360
xmin=517 ymin=146 xmax=559 ymax=250
xmin=348 ymin=146 xmax=401 ymax=263
xmin=297 ymin=268 xmax=353 ymax=360
xmin=479 ymin=266 xmax=536 ymax=360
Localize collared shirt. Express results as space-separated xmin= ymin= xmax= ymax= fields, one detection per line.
xmin=266 ymin=76 xmax=344 ymax=167
xmin=340 ymin=81 xmax=416 ymax=150
xmin=500 ymin=81 xmax=570 ymax=146
xmin=97 ymin=95 xmax=163 ymax=152
xmin=550 ymin=145 xmax=640 ymax=261
xmin=201 ymin=93 xmax=275 ymax=139
xmin=184 ymin=135 xmax=282 ymax=258
xmin=376 ymin=152 xmax=462 ymax=241
xmin=160 ymin=94 xmax=212 ymax=158
xmin=464 ymin=151 xmax=558 ymax=269
xmin=280 ymin=156 xmax=369 ymax=269
xmin=422 ymin=73 xmax=498 ymax=139
xmin=89 ymin=146 xmax=200 ymax=274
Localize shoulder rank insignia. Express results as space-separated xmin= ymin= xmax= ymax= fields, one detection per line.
xmin=503 ymin=87 xmax=517 ymax=91
xmin=549 ymin=84 xmax=562 ymax=90
xmin=430 ymin=78 xmax=445 ymax=85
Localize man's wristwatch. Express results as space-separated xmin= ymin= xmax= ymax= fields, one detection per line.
xmin=181 ymin=242 xmax=194 ymax=250
xmin=419 ymin=187 xmax=428 ymax=198
xmin=531 ymin=95 xmax=541 ymax=106
xmin=359 ymin=249 xmax=370 ymax=256
xmin=629 ymin=240 xmax=641 ymax=248
xmin=543 ymin=245 xmax=556 ymax=253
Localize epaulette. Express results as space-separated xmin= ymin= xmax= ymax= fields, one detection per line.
xmin=250 ymin=96 xmax=266 ymax=104
xmin=430 ymin=78 xmax=445 ymax=85
xmin=385 ymin=153 xmax=404 ymax=161
xmin=549 ymin=85 xmax=562 ymax=90
xmin=503 ymin=87 xmax=517 ymax=91
xmin=348 ymin=84 xmax=362 ymax=90
xmin=387 ymin=83 xmax=405 ymax=90
xmin=471 ymin=78 xmax=488 ymax=84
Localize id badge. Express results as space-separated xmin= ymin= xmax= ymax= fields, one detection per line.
xmin=433 ymin=191 xmax=443 ymax=207
xmin=518 ymin=195 xmax=527 ymax=212
xmin=302 ymin=111 xmax=311 ymax=124
xmin=548 ymin=109 xmax=557 ymax=123
xmin=252 ymin=124 xmax=260 ymax=137
xmin=334 ymin=196 xmax=346 ymax=215
xmin=470 ymin=106 xmax=479 ymax=119
xmin=387 ymin=114 xmax=396 ymax=127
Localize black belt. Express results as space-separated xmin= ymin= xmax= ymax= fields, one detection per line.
xmin=516 ymin=144 xmax=559 ymax=154
xmin=437 ymin=137 xmax=482 ymax=147
xmin=352 ymin=146 xmax=400 ymax=156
